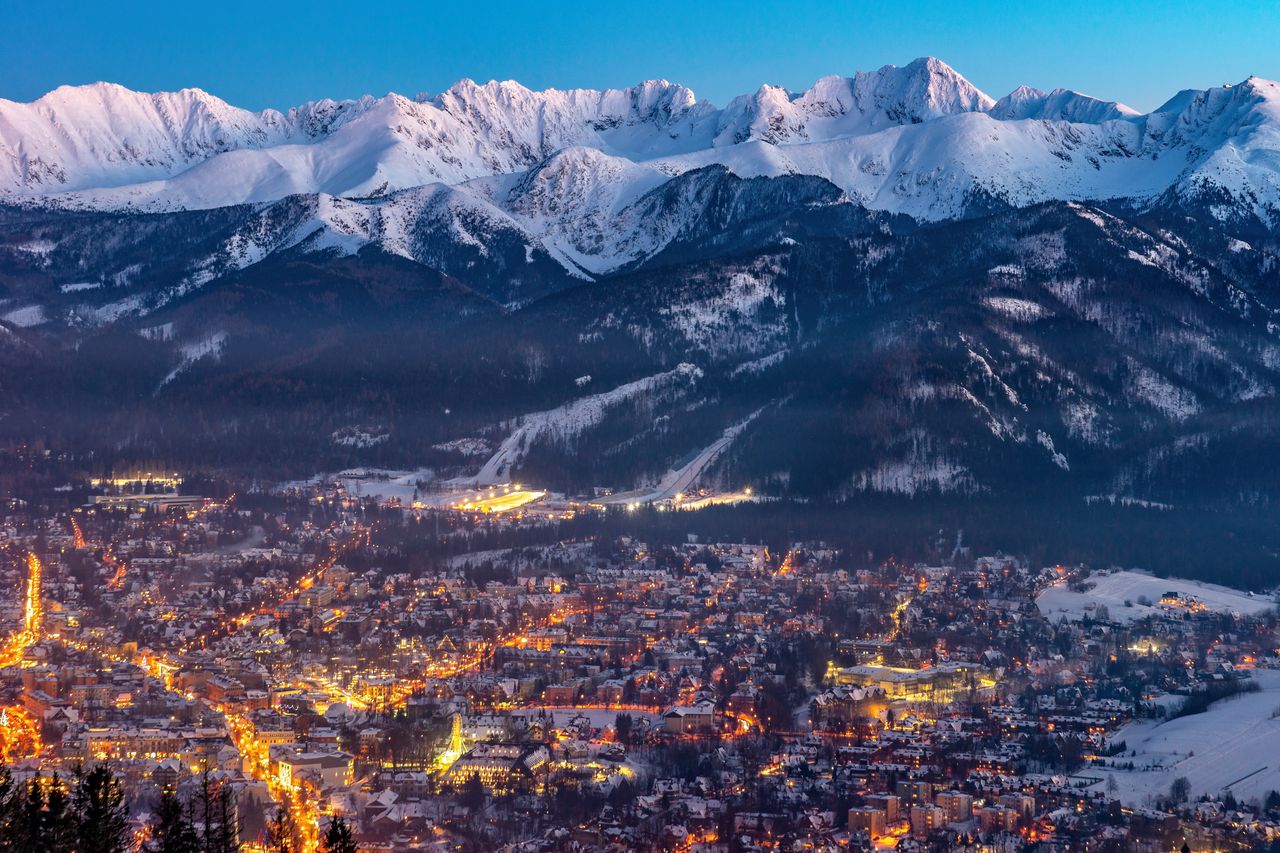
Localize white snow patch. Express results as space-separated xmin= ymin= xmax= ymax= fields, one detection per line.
xmin=983 ymin=295 xmax=1050 ymax=322
xmin=84 ymin=295 xmax=147 ymax=324
xmin=332 ymin=428 xmax=390 ymax=448
xmin=1036 ymin=430 xmax=1069 ymax=470
xmin=1093 ymin=670 xmax=1280 ymax=805
xmin=986 ymin=264 xmax=1025 ymax=278
xmin=472 ymin=363 xmax=703 ymax=484
xmin=1036 ymin=569 xmax=1273 ymax=625
xmin=1084 ymin=494 xmax=1173 ymax=510
xmin=333 ymin=468 xmax=433 ymax=504
xmin=658 ymin=267 xmax=786 ymax=359
xmin=851 ymin=455 xmax=975 ymax=495
xmin=729 ymin=349 xmax=788 ymax=378
xmin=432 ymin=438 xmax=492 ymax=458
xmin=1 ymin=305 xmax=47 ymax=327
xmin=1128 ymin=364 xmax=1199 ymax=421
xmin=847 ymin=431 xmax=978 ymax=496
xmin=1063 ymin=399 xmax=1108 ymax=445
xmin=600 ymin=407 xmax=764 ymax=505
xmin=157 ymin=331 xmax=226 ymax=389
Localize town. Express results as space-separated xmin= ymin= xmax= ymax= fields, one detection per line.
xmin=1 ymin=469 xmax=1279 ymax=853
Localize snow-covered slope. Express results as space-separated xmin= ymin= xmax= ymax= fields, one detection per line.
xmin=0 ymin=77 xmax=714 ymax=204
xmin=709 ymin=56 xmax=994 ymax=146
xmin=989 ymin=85 xmax=1138 ymax=123
xmin=5 ymin=59 xmax=1280 ymax=233
xmin=472 ymin=363 xmax=703 ymax=484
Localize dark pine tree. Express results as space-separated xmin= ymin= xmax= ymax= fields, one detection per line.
xmin=459 ymin=774 xmax=486 ymax=813
xmin=43 ymin=775 xmax=78 ymax=853
xmin=73 ymin=764 xmax=131 ymax=853
xmin=320 ymin=814 xmax=357 ymax=853
xmin=12 ymin=775 xmax=47 ymax=852
xmin=0 ymin=773 xmax=28 ymax=851
xmin=146 ymin=789 xmax=201 ymax=853
xmin=214 ymin=784 xmax=240 ymax=853
xmin=0 ymin=767 xmax=14 ymax=852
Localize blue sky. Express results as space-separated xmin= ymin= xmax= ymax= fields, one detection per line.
xmin=4 ymin=0 xmax=1279 ymax=113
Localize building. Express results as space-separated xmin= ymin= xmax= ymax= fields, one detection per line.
xmin=441 ymin=743 xmax=550 ymax=791
xmin=810 ymin=685 xmax=888 ymax=725
xmin=847 ymin=806 xmax=886 ymax=837
xmin=866 ymin=793 xmax=901 ymax=823
xmin=935 ymin=790 xmax=973 ymax=823
xmin=910 ymin=804 xmax=946 ymax=838
xmin=978 ymin=806 xmax=1019 ymax=833
xmin=896 ymin=780 xmax=933 ymax=806
xmin=271 ymin=747 xmax=354 ymax=790
xmin=998 ymin=792 xmax=1035 ymax=823
xmin=87 ymin=495 xmax=207 ymax=511
xmin=834 ymin=662 xmax=989 ymax=703
xmin=662 ymin=701 xmax=717 ymax=733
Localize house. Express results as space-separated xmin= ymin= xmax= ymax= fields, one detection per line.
xmin=662 ymin=701 xmax=716 ymax=734
xmin=271 ymin=747 xmax=354 ymax=790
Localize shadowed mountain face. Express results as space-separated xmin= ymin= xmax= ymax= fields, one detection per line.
xmin=3 ymin=61 xmax=1280 ymax=578
xmin=1 ymin=178 xmax=1278 ymax=509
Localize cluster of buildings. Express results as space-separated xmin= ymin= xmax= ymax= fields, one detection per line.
xmin=0 ymin=478 xmax=1278 ymax=851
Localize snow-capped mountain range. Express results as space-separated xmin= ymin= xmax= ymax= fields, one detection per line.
xmin=4 ymin=57 xmax=1280 ymax=279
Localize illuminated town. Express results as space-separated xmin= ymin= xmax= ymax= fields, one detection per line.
xmin=0 ymin=466 xmax=1277 ymax=852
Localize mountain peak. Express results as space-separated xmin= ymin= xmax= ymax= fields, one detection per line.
xmin=861 ymin=56 xmax=996 ymax=122
xmin=989 ymin=85 xmax=1137 ymax=123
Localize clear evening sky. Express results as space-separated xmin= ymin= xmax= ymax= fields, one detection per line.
xmin=3 ymin=0 xmax=1278 ymax=113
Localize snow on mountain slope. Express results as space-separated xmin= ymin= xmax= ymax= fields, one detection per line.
xmin=471 ymin=362 xmax=703 ymax=484
xmin=4 ymin=59 xmax=1280 ymax=233
xmin=0 ymin=77 xmax=713 ymax=204
xmin=0 ymin=83 xmax=299 ymax=193
xmin=989 ymin=86 xmax=1139 ymax=123
xmin=645 ymin=114 xmax=1161 ymax=221
xmin=711 ymin=56 xmax=994 ymax=147
xmin=650 ymin=78 xmax=1280 ymax=224
xmin=1148 ymin=76 xmax=1280 ymax=225
xmin=483 ymin=147 xmax=671 ymax=274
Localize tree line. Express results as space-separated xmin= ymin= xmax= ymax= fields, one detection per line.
xmin=0 ymin=765 xmax=357 ymax=853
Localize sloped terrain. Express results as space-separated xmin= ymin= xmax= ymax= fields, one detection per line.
xmin=1 ymin=190 xmax=1277 ymax=507
xmin=3 ymin=59 xmax=1280 ymax=578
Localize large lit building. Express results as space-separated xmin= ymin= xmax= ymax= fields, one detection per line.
xmin=441 ymin=743 xmax=550 ymax=791
xmin=833 ymin=662 xmax=991 ymax=703
xmin=662 ymin=700 xmax=717 ymax=733
xmin=270 ymin=746 xmax=354 ymax=790
xmin=847 ymin=806 xmax=886 ymax=837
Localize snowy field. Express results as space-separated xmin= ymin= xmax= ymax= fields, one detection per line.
xmin=334 ymin=468 xmax=433 ymax=504
xmin=1093 ymin=670 xmax=1280 ymax=805
xmin=1036 ymin=570 xmax=1274 ymax=624
xmin=281 ymin=468 xmax=435 ymax=504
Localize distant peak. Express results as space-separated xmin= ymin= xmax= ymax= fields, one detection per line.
xmin=906 ymin=55 xmax=958 ymax=74
xmin=1006 ymin=85 xmax=1048 ymax=100
xmin=866 ymin=55 xmax=996 ymax=117
xmin=990 ymin=85 xmax=1137 ymax=122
